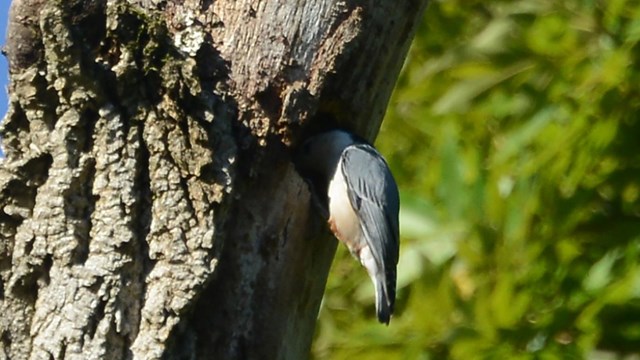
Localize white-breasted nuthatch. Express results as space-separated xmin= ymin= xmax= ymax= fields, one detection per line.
xmin=296 ymin=129 xmax=400 ymax=324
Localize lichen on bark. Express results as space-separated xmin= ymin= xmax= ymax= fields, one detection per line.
xmin=2 ymin=1 xmax=236 ymax=358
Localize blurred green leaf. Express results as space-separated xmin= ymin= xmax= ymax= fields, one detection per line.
xmin=313 ymin=1 xmax=640 ymax=358
xmin=432 ymin=62 xmax=533 ymax=115
xmin=583 ymin=251 xmax=620 ymax=293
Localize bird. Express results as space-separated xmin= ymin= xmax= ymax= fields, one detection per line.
xmin=296 ymin=129 xmax=400 ymax=324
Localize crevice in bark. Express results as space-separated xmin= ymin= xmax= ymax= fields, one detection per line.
xmin=40 ymin=254 xmax=53 ymax=287
xmin=178 ymin=175 xmax=197 ymax=221
xmin=134 ymin=126 xmax=154 ymax=278
xmin=0 ymin=214 xmax=19 ymax=259
xmin=58 ymin=340 xmax=67 ymax=360
xmin=200 ymin=0 xmax=214 ymax=12
xmin=0 ymin=154 xmax=54 ymax=233
xmin=0 ymin=329 xmax=10 ymax=349
xmin=33 ymin=75 xmax=62 ymax=132
xmin=65 ymin=158 xmax=96 ymax=265
xmin=195 ymin=41 xmax=230 ymax=91
xmin=1 ymin=104 xmax=29 ymax=141
xmin=3 ymin=181 xmax=36 ymax=221
xmin=256 ymin=83 xmax=284 ymax=121
xmin=22 ymin=154 xmax=54 ymax=187
xmin=68 ymin=0 xmax=108 ymax=56
xmin=10 ymin=266 xmax=39 ymax=306
xmin=86 ymin=298 xmax=108 ymax=342
xmin=79 ymin=107 xmax=98 ymax=154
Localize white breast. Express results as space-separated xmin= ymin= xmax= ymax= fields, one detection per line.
xmin=328 ymin=159 xmax=363 ymax=252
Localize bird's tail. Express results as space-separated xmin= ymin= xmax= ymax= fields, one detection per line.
xmin=360 ymin=246 xmax=397 ymax=324
xmin=374 ymin=271 xmax=396 ymax=325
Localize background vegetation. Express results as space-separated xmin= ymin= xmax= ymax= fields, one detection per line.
xmin=312 ymin=1 xmax=640 ymax=358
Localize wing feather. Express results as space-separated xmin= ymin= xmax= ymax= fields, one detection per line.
xmin=341 ymin=144 xmax=400 ymax=314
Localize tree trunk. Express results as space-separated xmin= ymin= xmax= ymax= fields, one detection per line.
xmin=0 ymin=0 xmax=427 ymax=358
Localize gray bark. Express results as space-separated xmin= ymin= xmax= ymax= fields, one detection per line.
xmin=0 ymin=0 xmax=427 ymax=359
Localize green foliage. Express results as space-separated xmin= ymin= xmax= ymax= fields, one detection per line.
xmin=312 ymin=0 xmax=640 ymax=358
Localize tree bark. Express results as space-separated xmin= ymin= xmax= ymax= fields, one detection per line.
xmin=0 ymin=0 xmax=427 ymax=359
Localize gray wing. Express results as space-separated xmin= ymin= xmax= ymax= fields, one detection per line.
xmin=341 ymin=143 xmax=400 ymax=278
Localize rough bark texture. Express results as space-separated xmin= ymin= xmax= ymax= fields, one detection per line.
xmin=0 ymin=0 xmax=427 ymax=359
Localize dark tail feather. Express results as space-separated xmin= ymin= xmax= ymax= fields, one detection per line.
xmin=375 ymin=273 xmax=396 ymax=325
